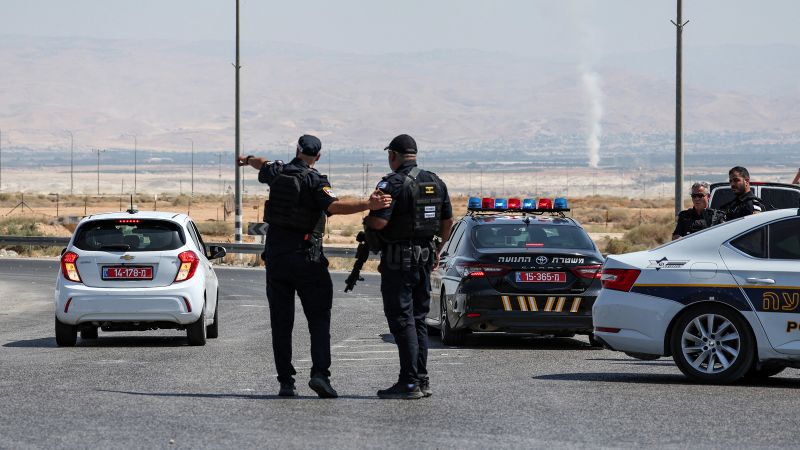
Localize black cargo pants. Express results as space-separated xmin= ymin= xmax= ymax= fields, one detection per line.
xmin=379 ymin=261 xmax=432 ymax=385
xmin=266 ymin=250 xmax=333 ymax=384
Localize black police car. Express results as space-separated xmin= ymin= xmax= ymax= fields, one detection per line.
xmin=428 ymin=198 xmax=603 ymax=346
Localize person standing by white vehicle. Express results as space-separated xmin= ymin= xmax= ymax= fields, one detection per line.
xmin=671 ymin=181 xmax=724 ymax=240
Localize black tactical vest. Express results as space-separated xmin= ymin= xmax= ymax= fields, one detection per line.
xmin=380 ymin=167 xmax=443 ymax=241
xmin=265 ymin=167 xmax=325 ymax=234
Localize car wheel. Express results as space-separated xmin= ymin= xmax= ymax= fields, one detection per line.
xmin=80 ymin=326 xmax=98 ymax=340
xmin=440 ymin=290 xmax=466 ymax=346
xmin=55 ymin=317 xmax=77 ymax=347
xmin=744 ymin=365 xmax=786 ymax=381
xmin=670 ymin=304 xmax=754 ymax=384
xmin=206 ymin=292 xmax=219 ymax=339
xmin=588 ymin=333 xmax=603 ymax=348
xmin=186 ymin=305 xmax=207 ymax=346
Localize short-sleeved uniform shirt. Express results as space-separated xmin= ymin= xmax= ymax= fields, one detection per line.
xmin=368 ymin=161 xmax=453 ymax=243
xmin=724 ymin=190 xmax=764 ymax=221
xmin=258 ymin=158 xmax=338 ymax=256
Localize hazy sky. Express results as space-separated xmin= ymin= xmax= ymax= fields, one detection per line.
xmin=3 ymin=0 xmax=799 ymax=59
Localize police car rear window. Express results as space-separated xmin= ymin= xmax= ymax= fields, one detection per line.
xmin=472 ymin=224 xmax=594 ymax=250
xmin=73 ymin=219 xmax=185 ymax=252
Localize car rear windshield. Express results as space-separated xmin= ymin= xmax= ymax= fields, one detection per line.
xmin=472 ymin=224 xmax=595 ymax=250
xmin=73 ymin=219 xmax=185 ymax=252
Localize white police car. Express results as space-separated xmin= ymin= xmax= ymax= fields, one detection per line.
xmin=593 ymin=208 xmax=800 ymax=383
xmin=55 ymin=210 xmax=226 ymax=346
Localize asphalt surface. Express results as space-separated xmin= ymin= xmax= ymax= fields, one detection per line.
xmin=1 ymin=258 xmax=799 ymax=449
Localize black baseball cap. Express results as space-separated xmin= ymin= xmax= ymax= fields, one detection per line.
xmin=297 ymin=134 xmax=322 ymax=156
xmin=384 ymin=134 xmax=417 ymax=154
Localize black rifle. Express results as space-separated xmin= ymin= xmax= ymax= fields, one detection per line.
xmin=344 ymin=231 xmax=371 ymax=292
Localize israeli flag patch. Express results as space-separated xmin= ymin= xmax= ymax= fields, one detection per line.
xmin=376 ymin=181 xmax=389 ymax=190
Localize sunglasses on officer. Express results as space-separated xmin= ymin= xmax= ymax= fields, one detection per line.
xmin=690 ymin=193 xmax=708 ymax=199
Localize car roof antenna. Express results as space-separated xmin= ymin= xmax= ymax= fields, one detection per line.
xmin=127 ymin=195 xmax=138 ymax=214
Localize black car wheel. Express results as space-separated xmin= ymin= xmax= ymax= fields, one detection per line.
xmin=206 ymin=291 xmax=219 ymax=339
xmin=187 ymin=304 xmax=207 ymax=346
xmin=55 ymin=317 xmax=77 ymax=347
xmin=670 ymin=304 xmax=754 ymax=384
xmin=440 ymin=289 xmax=466 ymax=346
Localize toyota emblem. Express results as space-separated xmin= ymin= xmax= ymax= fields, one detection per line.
xmin=535 ymin=256 xmax=548 ymax=265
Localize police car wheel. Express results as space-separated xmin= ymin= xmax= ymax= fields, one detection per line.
xmin=670 ymin=304 xmax=754 ymax=384
xmin=440 ymin=290 xmax=466 ymax=346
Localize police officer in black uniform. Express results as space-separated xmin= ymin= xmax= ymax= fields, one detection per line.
xmin=722 ymin=166 xmax=766 ymax=221
xmin=238 ymin=135 xmax=390 ymax=398
xmin=364 ymin=134 xmax=454 ymax=400
xmin=672 ymin=181 xmax=724 ymax=240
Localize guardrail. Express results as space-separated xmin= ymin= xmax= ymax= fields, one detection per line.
xmin=0 ymin=235 xmax=365 ymax=258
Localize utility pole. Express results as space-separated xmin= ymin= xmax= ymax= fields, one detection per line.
xmin=217 ymin=152 xmax=223 ymax=195
xmin=187 ymin=138 xmax=194 ymax=196
xmin=92 ymin=148 xmax=106 ymax=195
xmin=672 ymin=0 xmax=689 ymax=217
xmin=0 ymin=127 xmax=3 ymax=193
xmin=66 ymin=130 xmax=74 ymax=195
xmin=234 ymin=0 xmax=243 ymax=243
xmin=131 ymin=134 xmax=138 ymax=195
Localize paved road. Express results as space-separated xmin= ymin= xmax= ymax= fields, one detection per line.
xmin=1 ymin=258 xmax=798 ymax=449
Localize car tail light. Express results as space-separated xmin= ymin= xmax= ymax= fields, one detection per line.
xmin=174 ymin=250 xmax=199 ymax=282
xmin=600 ymin=268 xmax=640 ymax=292
xmin=61 ymin=251 xmax=82 ymax=282
xmin=455 ymin=262 xmax=511 ymax=279
xmin=571 ymin=265 xmax=602 ymax=279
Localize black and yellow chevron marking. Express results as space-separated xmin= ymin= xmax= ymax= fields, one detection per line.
xmin=500 ymin=295 xmax=585 ymax=313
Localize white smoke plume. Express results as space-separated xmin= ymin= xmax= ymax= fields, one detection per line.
xmin=563 ymin=1 xmax=605 ymax=168
xmin=581 ymin=69 xmax=603 ymax=168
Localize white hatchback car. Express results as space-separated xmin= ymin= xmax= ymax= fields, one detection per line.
xmin=55 ymin=210 xmax=226 ymax=346
xmin=593 ymin=208 xmax=800 ymax=383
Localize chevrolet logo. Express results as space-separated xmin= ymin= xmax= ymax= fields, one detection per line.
xmin=120 ymin=255 xmax=135 ymax=261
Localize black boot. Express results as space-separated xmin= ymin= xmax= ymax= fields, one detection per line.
xmin=309 ymin=376 xmax=338 ymax=399
xmin=377 ymin=382 xmax=423 ymax=400
xmin=278 ymin=382 xmax=298 ymax=397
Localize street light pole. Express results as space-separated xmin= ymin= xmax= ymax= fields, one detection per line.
xmin=234 ymin=0 xmax=243 ymax=243
xmin=66 ymin=130 xmax=74 ymax=195
xmin=187 ymin=138 xmax=194 ymax=196
xmin=672 ymin=0 xmax=689 ymax=217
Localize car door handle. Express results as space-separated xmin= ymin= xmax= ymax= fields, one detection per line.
xmin=746 ymin=277 xmax=775 ymax=285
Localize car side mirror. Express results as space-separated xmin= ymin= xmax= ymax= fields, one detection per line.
xmin=208 ymin=245 xmax=227 ymax=260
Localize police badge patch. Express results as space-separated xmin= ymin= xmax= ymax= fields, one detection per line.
xmin=322 ymin=186 xmax=337 ymax=198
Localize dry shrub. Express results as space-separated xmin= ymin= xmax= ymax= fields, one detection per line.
xmin=195 ymin=220 xmax=233 ymax=236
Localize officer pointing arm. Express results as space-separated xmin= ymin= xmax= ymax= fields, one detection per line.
xmin=234 ymin=134 xmax=389 ymax=400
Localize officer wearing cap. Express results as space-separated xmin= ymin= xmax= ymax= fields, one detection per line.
xmin=238 ymin=134 xmax=390 ymax=399
xmin=364 ymin=134 xmax=454 ymax=400
xmin=721 ymin=166 xmax=767 ymax=221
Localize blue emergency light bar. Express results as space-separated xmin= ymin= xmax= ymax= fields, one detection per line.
xmin=467 ymin=196 xmax=569 ymax=214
